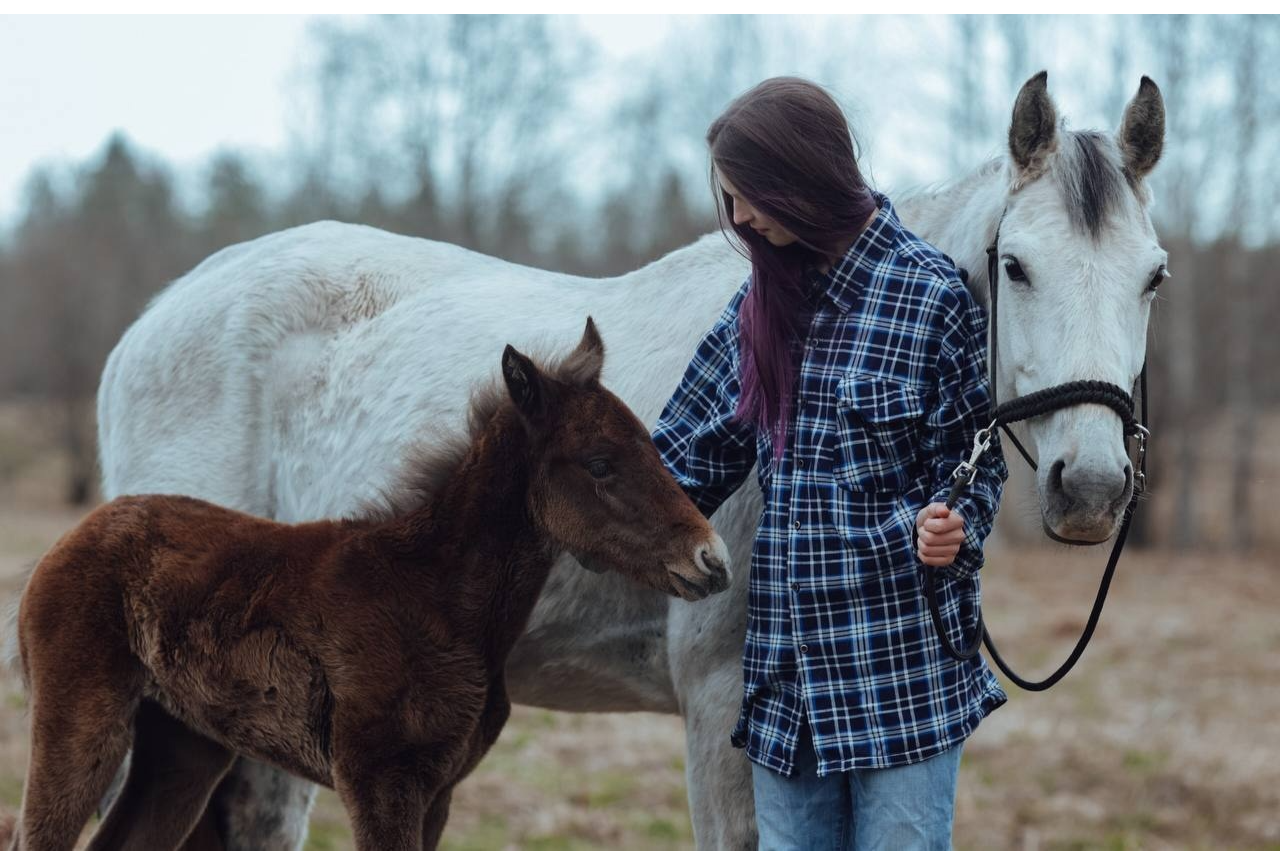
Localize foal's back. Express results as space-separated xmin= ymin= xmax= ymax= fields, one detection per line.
xmin=20 ymin=494 xmax=364 ymax=787
xmin=15 ymin=491 xmax=476 ymax=849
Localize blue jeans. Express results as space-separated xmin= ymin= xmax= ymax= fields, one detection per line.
xmin=751 ymin=723 xmax=963 ymax=851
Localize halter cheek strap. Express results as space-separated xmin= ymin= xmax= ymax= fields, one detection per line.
xmin=919 ymin=213 xmax=1151 ymax=691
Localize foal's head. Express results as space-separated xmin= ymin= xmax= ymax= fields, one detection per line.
xmin=502 ymin=318 xmax=731 ymax=601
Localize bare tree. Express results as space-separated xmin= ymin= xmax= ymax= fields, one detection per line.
xmin=1220 ymin=14 xmax=1261 ymax=553
xmin=202 ymin=151 xmax=270 ymax=253
xmin=1149 ymin=15 xmax=1205 ymax=549
xmin=295 ymin=15 xmax=593 ymax=257
xmin=950 ymin=16 xmax=985 ymax=174
xmin=7 ymin=136 xmax=190 ymax=505
xmin=602 ymin=15 xmax=768 ymax=260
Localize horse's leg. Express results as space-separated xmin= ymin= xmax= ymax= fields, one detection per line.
xmin=679 ymin=662 xmax=757 ymax=850
xmin=198 ymin=758 xmax=317 ymax=849
xmin=669 ymin=494 xmax=759 ymax=850
xmin=87 ymin=702 xmax=235 ymax=850
xmin=188 ymin=760 xmax=315 ymax=849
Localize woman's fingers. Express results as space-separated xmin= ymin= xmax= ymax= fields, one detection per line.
xmin=917 ymin=528 xmax=965 ymax=547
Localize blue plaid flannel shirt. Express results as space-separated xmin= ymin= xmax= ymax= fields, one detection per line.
xmin=652 ymin=193 xmax=1008 ymax=775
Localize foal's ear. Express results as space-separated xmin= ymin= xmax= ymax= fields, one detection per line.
xmin=502 ymin=345 xmax=548 ymax=423
xmin=560 ymin=316 xmax=605 ymax=385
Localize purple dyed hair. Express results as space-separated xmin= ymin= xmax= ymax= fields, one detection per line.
xmin=707 ymin=77 xmax=878 ymax=458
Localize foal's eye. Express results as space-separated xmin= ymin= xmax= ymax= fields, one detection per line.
xmin=1002 ymin=257 xmax=1029 ymax=284
xmin=586 ymin=459 xmax=613 ymax=479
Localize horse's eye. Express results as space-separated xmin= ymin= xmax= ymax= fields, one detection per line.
xmin=1152 ymin=263 xmax=1172 ymax=290
xmin=998 ymin=257 xmax=1029 ymax=284
xmin=587 ymin=459 xmax=613 ymax=479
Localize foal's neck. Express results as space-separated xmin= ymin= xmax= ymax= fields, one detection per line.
xmin=389 ymin=403 xmax=557 ymax=663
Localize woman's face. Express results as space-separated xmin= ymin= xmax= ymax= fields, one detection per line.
xmin=715 ymin=167 xmax=799 ymax=248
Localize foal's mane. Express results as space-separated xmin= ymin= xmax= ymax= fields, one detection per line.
xmin=359 ymin=339 xmax=602 ymax=523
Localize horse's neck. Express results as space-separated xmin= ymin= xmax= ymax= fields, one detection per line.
xmin=392 ymin=406 xmax=558 ymax=666
xmin=895 ymin=159 xmax=1010 ymax=311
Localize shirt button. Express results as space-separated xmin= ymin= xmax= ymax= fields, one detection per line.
xmin=791 ymin=582 xmax=800 ymax=592
xmin=793 ymin=520 xmax=801 ymax=530
xmin=799 ymin=644 xmax=810 ymax=654
xmin=796 ymin=459 xmax=806 ymax=469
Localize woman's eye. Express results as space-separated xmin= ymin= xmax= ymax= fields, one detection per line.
xmin=587 ymin=459 xmax=612 ymax=479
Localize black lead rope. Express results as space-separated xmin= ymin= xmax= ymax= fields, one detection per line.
xmin=920 ymin=229 xmax=1150 ymax=691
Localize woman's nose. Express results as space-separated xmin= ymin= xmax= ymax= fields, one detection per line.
xmin=732 ymin=199 xmax=753 ymax=225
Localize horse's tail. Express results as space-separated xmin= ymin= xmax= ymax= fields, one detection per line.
xmin=0 ymin=563 xmax=34 ymax=687
xmin=0 ymin=811 xmax=16 ymax=849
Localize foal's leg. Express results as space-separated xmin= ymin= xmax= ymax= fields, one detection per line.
xmin=87 ymin=702 xmax=235 ymax=850
xmin=333 ymin=758 xmax=427 ymax=851
xmin=333 ymin=726 xmax=471 ymax=851
xmin=418 ymin=686 xmax=505 ymax=850
xmin=420 ymin=785 xmax=454 ymax=851
xmin=176 ymin=804 xmax=225 ymax=850
xmin=332 ymin=669 xmax=485 ymax=850
xmin=17 ymin=676 xmax=140 ymax=849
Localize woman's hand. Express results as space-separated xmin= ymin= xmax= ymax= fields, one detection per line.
xmin=915 ymin=502 xmax=965 ymax=567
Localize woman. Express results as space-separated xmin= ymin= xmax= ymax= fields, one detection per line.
xmin=651 ymin=77 xmax=1009 ymax=851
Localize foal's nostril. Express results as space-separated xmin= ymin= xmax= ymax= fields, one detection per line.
xmin=691 ymin=535 xmax=731 ymax=593
xmin=697 ymin=549 xmax=730 ymax=593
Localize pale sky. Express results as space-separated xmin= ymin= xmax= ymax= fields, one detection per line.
xmin=0 ymin=15 xmax=1201 ymax=238
xmin=0 ymin=14 xmax=679 ymax=228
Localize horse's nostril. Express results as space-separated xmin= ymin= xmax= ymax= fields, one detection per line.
xmin=1049 ymin=458 xmax=1066 ymax=494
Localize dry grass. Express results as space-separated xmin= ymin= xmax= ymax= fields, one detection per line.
xmin=0 ymin=444 xmax=1276 ymax=849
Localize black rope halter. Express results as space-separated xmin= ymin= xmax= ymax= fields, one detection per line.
xmin=920 ymin=215 xmax=1150 ymax=691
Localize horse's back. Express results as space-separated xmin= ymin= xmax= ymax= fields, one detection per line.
xmin=97 ymin=222 xmax=562 ymax=515
xmin=95 ymin=224 xmax=751 ymax=720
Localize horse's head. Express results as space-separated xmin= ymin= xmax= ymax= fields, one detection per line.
xmin=994 ymin=71 xmax=1167 ymax=544
xmin=501 ymin=318 xmax=731 ymax=601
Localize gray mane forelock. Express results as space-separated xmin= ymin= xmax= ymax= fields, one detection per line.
xmin=1051 ymin=131 xmax=1132 ymax=239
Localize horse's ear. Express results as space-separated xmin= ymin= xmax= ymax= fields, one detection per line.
xmin=560 ymin=316 xmax=605 ymax=385
xmin=1008 ymin=70 xmax=1058 ymax=184
xmin=502 ymin=344 xmax=548 ymax=423
xmin=1117 ymin=76 xmax=1165 ymax=182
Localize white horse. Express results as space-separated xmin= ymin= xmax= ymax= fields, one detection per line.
xmin=95 ymin=72 xmax=1165 ymax=849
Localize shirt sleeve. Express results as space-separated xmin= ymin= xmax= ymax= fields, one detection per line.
xmin=915 ymin=280 xmax=1009 ymax=580
xmin=651 ymin=278 xmax=759 ymax=519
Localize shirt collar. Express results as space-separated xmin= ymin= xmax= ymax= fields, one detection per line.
xmin=807 ymin=192 xmax=900 ymax=315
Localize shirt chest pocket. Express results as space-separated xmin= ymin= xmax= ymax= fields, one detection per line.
xmin=832 ymin=374 xmax=928 ymax=493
